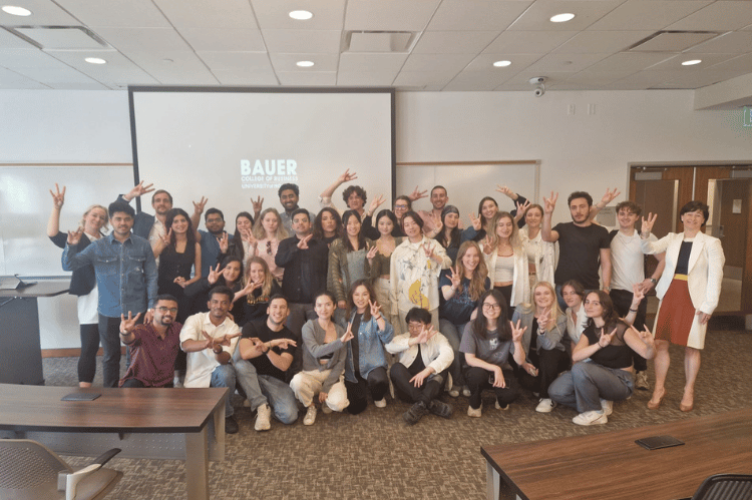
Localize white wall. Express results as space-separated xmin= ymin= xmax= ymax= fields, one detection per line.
xmin=1 ymin=89 xmax=749 ymax=348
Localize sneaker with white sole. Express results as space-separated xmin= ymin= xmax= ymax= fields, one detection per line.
xmin=462 ymin=386 xmax=471 ymax=398
xmin=495 ymin=400 xmax=509 ymax=411
xmin=535 ymin=398 xmax=557 ymax=413
xmin=600 ymin=399 xmax=613 ymax=416
xmin=321 ymin=404 xmax=333 ymax=414
xmin=467 ymin=403 xmax=483 ymax=417
xmin=374 ymin=398 xmax=387 ymax=408
xmin=635 ymin=371 xmax=650 ymax=391
xmin=448 ymin=388 xmax=460 ymax=398
xmin=255 ymin=403 xmax=272 ymax=431
xmin=572 ymin=410 xmax=607 ymax=426
xmin=303 ymin=405 xmax=317 ymax=426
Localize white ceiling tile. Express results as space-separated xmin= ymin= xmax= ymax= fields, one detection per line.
xmin=49 ymin=81 xmax=109 ymax=89
xmin=0 ymin=67 xmax=48 ymax=88
xmin=197 ymin=51 xmax=272 ymax=71
xmin=402 ymin=53 xmax=475 ymax=73
xmin=0 ymin=28 xmax=37 ymax=49
xmin=345 ymin=0 xmax=442 ymax=31
xmin=269 ymin=52 xmax=339 ymax=72
xmin=54 ymin=0 xmax=171 ymax=28
xmin=0 ymin=0 xmax=81 ymax=26
xmin=251 ymin=0 xmax=345 ymax=30
xmin=413 ymin=31 xmax=499 ymax=54
xmin=701 ymin=52 xmax=752 ymax=72
xmin=463 ymin=53 xmax=542 ymax=72
xmin=336 ymin=72 xmax=396 ymax=86
xmin=443 ymin=70 xmax=515 ymax=91
xmin=427 ymin=0 xmax=533 ymax=31
xmin=153 ymin=0 xmax=259 ymax=29
xmin=495 ymin=70 xmax=574 ymax=87
xmin=211 ymin=68 xmax=279 ymax=85
xmin=602 ymin=80 xmax=652 ymax=90
xmin=646 ymin=53 xmax=737 ymax=70
xmin=178 ymin=28 xmax=266 ymax=52
xmin=122 ymin=50 xmax=218 ymax=85
xmin=546 ymin=82 xmax=604 ymax=90
xmin=667 ymin=1 xmax=752 ymax=31
xmin=524 ymin=52 xmax=611 ymax=73
xmin=11 ymin=64 xmax=100 ymax=84
xmin=651 ymin=69 xmax=750 ymax=89
xmin=14 ymin=27 xmax=105 ymax=50
xmin=338 ymin=52 xmax=408 ymax=73
xmin=276 ymin=71 xmax=336 ymax=86
xmin=554 ymin=31 xmax=655 ymax=54
xmin=93 ymin=27 xmax=191 ymax=52
xmin=507 ymin=1 xmax=624 ymax=31
xmin=631 ymin=32 xmax=718 ymax=52
xmin=482 ymin=31 xmax=579 ymax=54
xmin=687 ymin=31 xmax=752 ymax=54
xmin=564 ymin=69 xmax=638 ymax=85
xmin=393 ymin=70 xmax=459 ymax=88
xmin=44 ymin=49 xmax=159 ymax=85
xmin=609 ymin=69 xmax=686 ymax=86
xmin=587 ymin=1 xmax=711 ymax=31
xmin=262 ymin=30 xmax=341 ymax=54
xmin=0 ymin=48 xmax=70 ymax=69
xmin=586 ymin=52 xmax=678 ymax=72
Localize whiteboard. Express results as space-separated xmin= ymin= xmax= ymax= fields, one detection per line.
xmin=397 ymin=162 xmax=539 ymax=221
xmin=0 ymin=164 xmax=134 ymax=277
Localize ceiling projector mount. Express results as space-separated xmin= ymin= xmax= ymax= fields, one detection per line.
xmin=529 ymin=76 xmax=547 ymax=97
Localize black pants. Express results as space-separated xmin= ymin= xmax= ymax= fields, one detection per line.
xmin=345 ymin=366 xmax=389 ymax=415
xmin=494 ymin=285 xmax=514 ymax=316
xmin=99 ymin=314 xmax=141 ymax=388
xmin=78 ymin=323 xmax=100 ymax=384
xmin=465 ymin=366 xmax=520 ymax=410
xmin=610 ymin=289 xmax=648 ymax=372
xmin=513 ymin=348 xmax=570 ymax=398
xmin=121 ymin=378 xmax=174 ymax=388
xmin=390 ymin=363 xmax=446 ymax=406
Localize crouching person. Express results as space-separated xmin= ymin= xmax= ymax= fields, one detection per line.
xmin=386 ymin=307 xmax=454 ymax=425
xmin=119 ymin=295 xmax=182 ymax=388
xmin=237 ymin=295 xmax=299 ymax=431
xmin=180 ymin=286 xmax=242 ymax=433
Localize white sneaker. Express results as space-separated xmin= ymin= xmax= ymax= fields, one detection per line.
xmin=495 ymin=400 xmax=509 ymax=411
xmin=448 ymin=388 xmax=460 ymax=398
xmin=303 ymin=405 xmax=317 ymax=426
xmin=635 ymin=371 xmax=650 ymax=391
xmin=374 ymin=398 xmax=387 ymax=408
xmin=254 ymin=403 xmax=271 ymax=431
xmin=535 ymin=398 xmax=556 ymax=413
xmin=462 ymin=386 xmax=471 ymax=398
xmin=600 ymin=399 xmax=613 ymax=416
xmin=467 ymin=403 xmax=483 ymax=418
xmin=321 ymin=404 xmax=333 ymax=414
xmin=572 ymin=410 xmax=607 ymax=426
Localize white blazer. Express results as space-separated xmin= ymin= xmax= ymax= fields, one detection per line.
xmin=641 ymin=231 xmax=724 ymax=349
xmin=480 ymin=243 xmax=529 ymax=307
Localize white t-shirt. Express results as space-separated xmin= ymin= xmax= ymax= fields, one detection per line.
xmin=610 ymin=230 xmax=656 ymax=292
xmin=180 ymin=312 xmax=241 ymax=388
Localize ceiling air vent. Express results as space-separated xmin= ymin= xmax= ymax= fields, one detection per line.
xmin=628 ymin=31 xmax=721 ymax=52
xmin=343 ymin=31 xmax=416 ymax=53
xmin=9 ymin=26 xmax=109 ymax=50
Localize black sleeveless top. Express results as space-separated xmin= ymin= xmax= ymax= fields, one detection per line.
xmin=583 ymin=321 xmax=632 ymax=370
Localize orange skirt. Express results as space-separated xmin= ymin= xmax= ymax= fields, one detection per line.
xmin=654 ymin=278 xmax=694 ymax=347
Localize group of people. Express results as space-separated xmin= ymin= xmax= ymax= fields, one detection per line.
xmin=47 ymin=170 xmax=725 ymax=433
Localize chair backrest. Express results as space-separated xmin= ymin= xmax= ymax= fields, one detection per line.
xmin=692 ymin=474 xmax=752 ymax=500
xmin=0 ymin=439 xmax=72 ymax=500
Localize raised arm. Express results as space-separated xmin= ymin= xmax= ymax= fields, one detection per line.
xmin=541 ymin=192 xmax=560 ymax=243
xmin=588 ymin=188 xmax=620 ymax=222
xmin=120 ymin=180 xmax=154 ymax=203
xmin=600 ymin=247 xmax=612 ymax=291
xmin=320 ymin=169 xmax=357 ymax=206
xmin=47 ymin=184 xmax=65 ymax=238
xmin=190 ymin=197 xmax=207 ymax=241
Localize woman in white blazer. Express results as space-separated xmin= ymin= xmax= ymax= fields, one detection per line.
xmin=640 ymin=201 xmax=724 ymax=412
xmin=480 ymin=211 xmax=529 ymax=312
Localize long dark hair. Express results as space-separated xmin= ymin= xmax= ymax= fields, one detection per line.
xmin=313 ymin=207 xmax=343 ymax=240
xmin=341 ymin=210 xmax=366 ymax=251
xmin=165 ymin=208 xmax=196 ymax=246
xmin=471 ymin=289 xmax=511 ymax=341
xmin=229 ymin=211 xmax=254 ymax=260
xmin=584 ymin=290 xmax=620 ymax=332
xmin=437 ymin=205 xmax=461 ymax=249
xmin=347 ymin=279 xmax=375 ymax=322
xmin=375 ymin=209 xmax=399 ymax=235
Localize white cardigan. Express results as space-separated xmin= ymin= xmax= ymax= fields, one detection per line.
xmin=385 ymin=331 xmax=454 ymax=376
xmin=641 ymin=231 xmax=724 ymax=349
xmin=480 ymin=243 xmax=530 ymax=307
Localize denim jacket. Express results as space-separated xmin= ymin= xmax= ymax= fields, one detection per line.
xmin=341 ymin=311 xmax=394 ymax=383
xmin=63 ymin=233 xmax=158 ymax=317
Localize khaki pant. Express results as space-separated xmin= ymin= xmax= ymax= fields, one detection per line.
xmin=290 ymin=369 xmax=349 ymax=412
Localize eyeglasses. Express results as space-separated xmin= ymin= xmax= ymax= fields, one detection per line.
xmin=157 ymin=306 xmax=178 ymax=313
xmin=482 ymin=302 xmax=500 ymax=310
xmin=407 ymin=323 xmax=424 ymax=330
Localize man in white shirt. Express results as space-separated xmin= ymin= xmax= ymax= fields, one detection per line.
xmin=609 ymin=201 xmax=665 ymax=390
xmin=180 ymin=285 xmax=242 ymax=433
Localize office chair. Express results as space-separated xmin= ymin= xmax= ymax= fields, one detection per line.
xmin=690 ymin=474 xmax=752 ymax=500
xmin=0 ymin=439 xmax=122 ymax=500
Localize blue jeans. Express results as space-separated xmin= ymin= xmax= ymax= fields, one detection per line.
xmin=232 ymin=351 xmax=298 ymax=424
xmin=439 ymin=319 xmax=467 ymax=388
xmin=210 ymin=364 xmax=238 ymax=418
xmin=549 ymin=362 xmax=634 ymax=413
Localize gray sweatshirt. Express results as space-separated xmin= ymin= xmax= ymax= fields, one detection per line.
xmin=301 ymin=319 xmax=347 ymax=393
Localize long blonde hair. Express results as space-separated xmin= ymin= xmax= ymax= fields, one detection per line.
xmin=79 ymin=204 xmax=109 ymax=235
xmin=252 ymin=208 xmax=288 ymax=240
xmin=455 ymin=241 xmax=488 ymax=301
xmin=486 ymin=211 xmax=520 ymax=250
xmin=246 ymin=256 xmax=273 ymax=298
xmin=531 ymin=281 xmax=562 ymax=328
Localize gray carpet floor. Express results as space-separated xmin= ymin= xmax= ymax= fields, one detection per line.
xmin=41 ymin=320 xmax=752 ymax=500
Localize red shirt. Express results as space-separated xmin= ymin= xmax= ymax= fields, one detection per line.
xmin=119 ymin=322 xmax=182 ymax=388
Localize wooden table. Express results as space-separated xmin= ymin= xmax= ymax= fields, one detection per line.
xmin=0 ymin=280 xmax=69 ymax=384
xmin=0 ymin=384 xmax=227 ymax=500
xmin=482 ymin=408 xmax=752 ymax=500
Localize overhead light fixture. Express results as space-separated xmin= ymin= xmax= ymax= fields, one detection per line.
xmin=550 ymin=13 xmax=575 ymax=23
xmin=2 ymin=5 xmax=32 ymax=16
xmin=296 ymin=60 xmax=314 ymax=68
xmin=85 ymin=57 xmax=107 ymax=64
xmin=681 ymin=59 xmax=701 ymax=66
xmin=493 ymin=60 xmax=512 ymax=67
xmin=289 ymin=10 xmax=313 ymax=20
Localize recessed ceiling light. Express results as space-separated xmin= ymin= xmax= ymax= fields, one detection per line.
xmin=2 ymin=5 xmax=32 ymax=16
xmin=493 ymin=60 xmax=512 ymax=67
xmin=296 ymin=60 xmax=314 ymax=68
xmin=85 ymin=57 xmax=107 ymax=65
xmin=289 ymin=10 xmax=313 ymax=20
xmin=550 ymin=13 xmax=575 ymax=23
xmin=682 ymin=59 xmax=701 ymax=66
